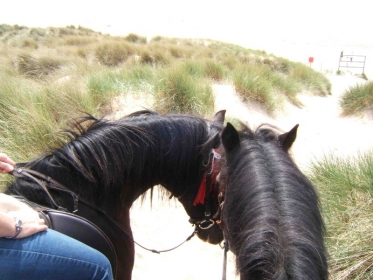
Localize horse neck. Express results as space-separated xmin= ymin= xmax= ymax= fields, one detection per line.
xmin=132 ymin=116 xmax=214 ymax=199
xmin=10 ymin=115 xmax=217 ymax=214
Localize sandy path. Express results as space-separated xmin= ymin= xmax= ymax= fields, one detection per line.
xmin=129 ymin=73 xmax=372 ymax=279
xmin=213 ymin=74 xmax=373 ymax=170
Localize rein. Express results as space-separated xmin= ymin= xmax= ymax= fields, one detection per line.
xmin=10 ymin=167 xmax=197 ymax=254
xmin=217 ymin=184 xmax=229 ymax=280
xmin=222 ymin=239 xmax=229 ymax=280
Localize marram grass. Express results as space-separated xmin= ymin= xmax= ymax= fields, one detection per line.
xmin=308 ymin=151 xmax=373 ymax=279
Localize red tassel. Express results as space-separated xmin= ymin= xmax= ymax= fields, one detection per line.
xmin=193 ymin=149 xmax=221 ymax=206
xmin=193 ymin=174 xmax=206 ymax=206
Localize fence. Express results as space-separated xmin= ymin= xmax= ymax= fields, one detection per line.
xmin=338 ymin=51 xmax=366 ymax=74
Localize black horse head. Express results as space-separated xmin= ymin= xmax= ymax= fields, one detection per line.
xmin=219 ymin=122 xmax=328 ymax=280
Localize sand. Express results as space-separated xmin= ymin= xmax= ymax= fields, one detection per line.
xmin=127 ymin=73 xmax=373 ymax=279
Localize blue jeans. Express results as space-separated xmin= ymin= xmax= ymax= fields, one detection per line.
xmin=0 ymin=229 xmax=113 ymax=280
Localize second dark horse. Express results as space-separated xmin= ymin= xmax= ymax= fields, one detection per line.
xmin=219 ymin=122 xmax=328 ymax=279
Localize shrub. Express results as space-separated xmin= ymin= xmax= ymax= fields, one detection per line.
xmin=308 ymin=152 xmax=373 ymax=279
xmin=263 ymin=57 xmax=291 ymax=74
xmin=15 ymin=53 xmax=63 ymax=79
xmin=86 ymin=70 xmax=123 ymax=105
xmin=152 ymin=49 xmax=171 ymax=65
xmin=179 ymin=60 xmax=205 ymax=78
xmin=203 ymin=59 xmax=226 ymax=81
xmin=28 ymin=28 xmax=46 ymax=40
xmin=151 ymin=35 xmax=163 ymax=42
xmin=123 ymin=65 xmax=154 ymax=87
xmin=20 ymin=38 xmax=38 ymax=49
xmin=154 ymin=66 xmax=214 ymax=116
xmin=291 ymin=62 xmax=331 ymax=96
xmin=169 ymin=46 xmax=184 ymax=58
xmin=270 ymin=73 xmax=302 ymax=106
xmin=76 ymin=47 xmax=88 ymax=58
xmin=340 ymin=81 xmax=373 ymax=115
xmin=233 ymin=64 xmax=276 ymax=112
xmin=64 ymin=36 xmax=96 ymax=46
xmin=139 ymin=50 xmax=154 ymax=64
xmin=57 ymin=27 xmax=76 ymax=36
xmin=95 ymin=42 xmax=133 ymax=66
xmin=124 ymin=33 xmax=147 ymax=44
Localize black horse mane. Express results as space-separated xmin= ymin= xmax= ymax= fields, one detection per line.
xmin=8 ymin=110 xmax=222 ymax=209
xmin=221 ymin=123 xmax=328 ymax=279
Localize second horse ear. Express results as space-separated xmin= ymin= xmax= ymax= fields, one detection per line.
xmin=212 ymin=110 xmax=226 ymax=124
xmin=221 ymin=123 xmax=240 ymax=152
xmin=278 ymin=124 xmax=299 ymax=151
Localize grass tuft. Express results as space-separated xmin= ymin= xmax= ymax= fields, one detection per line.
xmin=308 ymin=152 xmax=373 ymax=279
xmin=95 ymin=42 xmax=134 ymax=66
xmin=15 ymin=53 xmax=64 ymax=79
xmin=340 ymin=81 xmax=373 ymax=116
xmin=154 ymin=65 xmax=214 ymax=116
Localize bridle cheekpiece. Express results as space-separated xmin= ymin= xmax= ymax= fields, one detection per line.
xmin=189 ymin=148 xmax=221 ymax=230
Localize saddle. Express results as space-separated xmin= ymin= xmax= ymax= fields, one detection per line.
xmin=13 ymin=195 xmax=117 ymax=277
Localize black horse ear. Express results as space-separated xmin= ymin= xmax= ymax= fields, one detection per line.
xmin=212 ymin=110 xmax=226 ymax=124
xmin=278 ymin=124 xmax=299 ymax=151
xmin=222 ymin=122 xmax=240 ymax=152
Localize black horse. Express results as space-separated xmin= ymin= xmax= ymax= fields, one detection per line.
xmin=5 ymin=110 xmax=226 ymax=280
xmin=219 ymin=122 xmax=328 ymax=280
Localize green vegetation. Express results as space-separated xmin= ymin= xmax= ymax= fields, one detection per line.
xmin=15 ymin=53 xmax=65 ymax=79
xmin=0 ymin=23 xmax=331 ymax=184
xmin=340 ymin=81 xmax=373 ymax=116
xmin=0 ymin=24 xmax=331 ymax=122
xmin=0 ymin=23 xmax=370 ymax=279
xmin=154 ymin=64 xmax=214 ymax=115
xmin=308 ymin=152 xmax=373 ymax=279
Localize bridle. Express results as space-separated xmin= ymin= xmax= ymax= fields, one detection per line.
xmin=189 ymin=148 xmax=222 ymax=230
xmin=10 ymin=166 xmax=198 ymax=254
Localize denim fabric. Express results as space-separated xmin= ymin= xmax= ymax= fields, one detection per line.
xmin=0 ymin=229 xmax=113 ymax=280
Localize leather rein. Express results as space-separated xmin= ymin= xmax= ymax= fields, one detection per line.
xmin=10 ymin=167 xmax=197 ymax=254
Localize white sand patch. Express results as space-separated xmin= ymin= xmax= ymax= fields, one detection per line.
xmin=130 ymin=188 xmax=239 ymax=280
xmin=214 ymin=74 xmax=373 ymax=171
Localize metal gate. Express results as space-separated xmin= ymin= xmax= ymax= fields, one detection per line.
xmin=338 ymin=51 xmax=366 ymax=74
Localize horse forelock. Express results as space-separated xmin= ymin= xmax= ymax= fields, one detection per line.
xmin=222 ymin=126 xmax=328 ymax=280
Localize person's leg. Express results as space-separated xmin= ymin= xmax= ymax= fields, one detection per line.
xmin=0 ymin=229 xmax=113 ymax=280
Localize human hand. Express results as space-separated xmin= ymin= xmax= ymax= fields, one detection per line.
xmin=0 ymin=194 xmax=49 ymax=238
xmin=0 ymin=211 xmax=48 ymax=239
xmin=0 ymin=153 xmax=15 ymax=173
xmin=14 ymin=218 xmax=48 ymax=239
